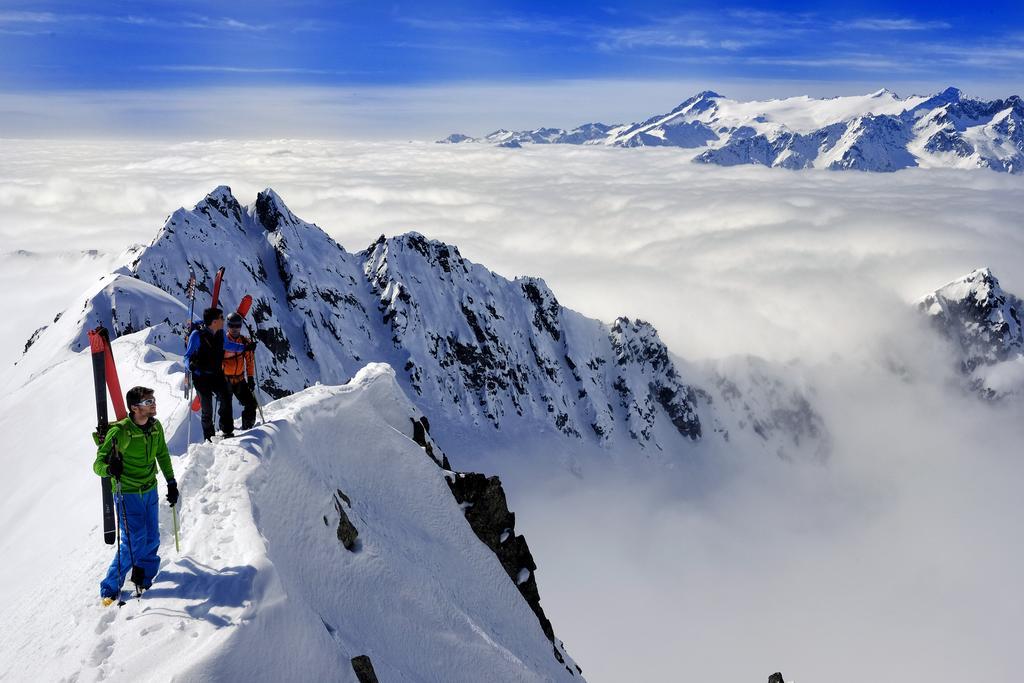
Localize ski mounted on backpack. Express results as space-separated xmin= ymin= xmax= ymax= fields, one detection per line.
xmin=88 ymin=328 xmax=118 ymax=545
xmin=184 ymin=266 xmax=198 ymax=439
xmin=234 ymin=296 xmax=266 ymax=425
xmin=88 ymin=326 xmax=128 ymax=544
xmin=211 ymin=266 xmax=225 ymax=310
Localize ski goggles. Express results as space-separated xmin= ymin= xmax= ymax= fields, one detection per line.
xmin=134 ymin=398 xmax=156 ymax=406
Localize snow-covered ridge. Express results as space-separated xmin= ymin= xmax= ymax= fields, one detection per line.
xmin=440 ymin=87 xmax=1024 ymax=173
xmin=0 ymin=321 xmax=584 ymax=680
xmin=918 ymin=267 xmax=1024 ymax=399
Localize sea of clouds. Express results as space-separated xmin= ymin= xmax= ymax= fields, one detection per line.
xmin=2 ymin=139 xmax=1022 ymax=682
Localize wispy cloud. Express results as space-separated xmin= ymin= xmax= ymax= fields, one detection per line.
xmin=148 ymin=65 xmax=344 ymax=75
xmin=0 ymin=11 xmax=57 ymax=23
xmin=175 ymin=15 xmax=270 ymax=32
xmin=379 ymin=41 xmax=510 ymax=56
xmin=842 ymin=17 xmax=952 ymax=31
xmin=0 ymin=10 xmax=270 ymax=32
xmin=594 ymin=10 xmax=819 ymax=54
xmin=597 ymin=27 xmax=712 ymax=51
xmin=396 ymin=14 xmax=574 ymax=36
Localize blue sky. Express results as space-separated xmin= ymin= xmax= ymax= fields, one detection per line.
xmin=2 ymin=1 xmax=1022 ymax=137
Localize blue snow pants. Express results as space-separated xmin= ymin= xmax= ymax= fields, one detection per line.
xmin=100 ymin=486 xmax=161 ymax=598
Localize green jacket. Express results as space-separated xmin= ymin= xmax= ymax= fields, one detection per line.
xmin=93 ymin=417 xmax=175 ymax=494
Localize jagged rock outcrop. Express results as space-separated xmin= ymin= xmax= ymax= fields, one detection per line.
xmin=328 ymin=489 xmax=359 ymax=551
xmin=918 ymin=267 xmax=1024 ymax=399
xmin=403 ymin=407 xmax=579 ymax=674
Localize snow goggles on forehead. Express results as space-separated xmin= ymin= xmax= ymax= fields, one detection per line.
xmin=134 ymin=398 xmax=156 ymax=406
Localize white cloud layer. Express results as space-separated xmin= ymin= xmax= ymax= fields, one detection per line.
xmin=2 ymin=139 xmax=1023 ymax=681
xmin=3 ymin=139 xmax=1022 ymax=363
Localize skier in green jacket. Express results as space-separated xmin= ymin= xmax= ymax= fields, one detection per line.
xmin=93 ymin=386 xmax=178 ymax=605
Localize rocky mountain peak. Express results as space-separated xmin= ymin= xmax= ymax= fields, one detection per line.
xmin=610 ymin=318 xmax=673 ymax=374
xmin=195 ymin=185 xmax=244 ymax=224
xmin=919 ymin=268 xmax=1024 ymax=387
xmin=253 ymin=187 xmax=301 ymax=232
xmin=671 ymin=90 xmax=722 ymax=112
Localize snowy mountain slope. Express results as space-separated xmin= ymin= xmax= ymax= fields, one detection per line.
xmin=698 ymin=356 xmax=830 ymax=462
xmin=0 ymin=248 xmax=126 ymax=363
xmin=0 ymin=316 xmax=583 ymax=680
xmin=440 ymin=87 xmax=1024 ymax=173
xmin=15 ymin=186 xmax=828 ymax=463
xmin=917 ymin=267 xmax=1024 ymax=399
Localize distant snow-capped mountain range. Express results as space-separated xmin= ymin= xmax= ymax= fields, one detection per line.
xmin=440 ymin=87 xmax=1024 ymax=173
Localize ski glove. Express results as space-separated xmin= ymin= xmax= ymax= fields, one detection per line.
xmin=245 ymin=341 xmax=258 ymax=352
xmin=107 ymin=452 xmax=124 ymax=479
xmin=247 ymin=377 xmax=256 ymax=392
xmin=166 ymin=480 xmax=179 ymax=507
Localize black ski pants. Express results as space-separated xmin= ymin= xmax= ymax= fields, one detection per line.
xmin=228 ymin=378 xmax=258 ymax=430
xmin=193 ymin=372 xmax=233 ymax=439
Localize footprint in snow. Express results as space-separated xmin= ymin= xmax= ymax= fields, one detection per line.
xmin=94 ymin=609 xmax=116 ymax=635
xmin=89 ymin=636 xmax=114 ymax=667
xmin=139 ymin=624 xmax=163 ymax=637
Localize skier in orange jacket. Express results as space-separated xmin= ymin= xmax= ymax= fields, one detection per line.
xmin=223 ymin=311 xmax=259 ymax=430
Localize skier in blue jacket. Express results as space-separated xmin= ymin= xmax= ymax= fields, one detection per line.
xmin=184 ymin=307 xmax=234 ymax=440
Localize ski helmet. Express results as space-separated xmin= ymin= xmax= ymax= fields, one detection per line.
xmin=226 ymin=311 xmax=243 ymax=328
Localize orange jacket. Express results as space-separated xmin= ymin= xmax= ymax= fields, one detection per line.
xmin=223 ymin=332 xmax=254 ymax=382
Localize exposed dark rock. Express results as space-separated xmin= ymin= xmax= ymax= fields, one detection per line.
xmin=197 ymin=186 xmax=243 ymax=224
xmin=521 ymin=279 xmax=562 ymax=341
xmin=332 ymin=489 xmax=358 ymax=551
xmin=255 ymin=190 xmax=293 ymax=232
xmin=768 ymin=673 xmax=785 ymax=683
xmin=23 ymin=325 xmax=47 ymax=355
xmin=411 ymin=416 xmax=450 ymax=469
xmin=446 ymin=472 xmax=554 ymax=643
xmin=652 ymin=382 xmax=702 ymax=440
xmin=351 ymin=655 xmax=379 ymax=683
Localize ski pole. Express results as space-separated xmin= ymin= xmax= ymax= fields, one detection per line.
xmin=252 ymin=367 xmax=266 ymax=425
xmin=113 ymin=480 xmax=124 ymax=605
xmin=172 ymin=504 xmax=180 ymax=553
xmin=242 ymin=319 xmax=267 ymax=424
xmin=186 ymin=393 xmax=193 ymax=447
xmin=184 ymin=266 xmax=197 ymax=446
xmin=115 ymin=479 xmax=143 ymax=598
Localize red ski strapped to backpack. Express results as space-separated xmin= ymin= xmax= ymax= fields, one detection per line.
xmin=88 ymin=325 xmax=128 ymax=544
